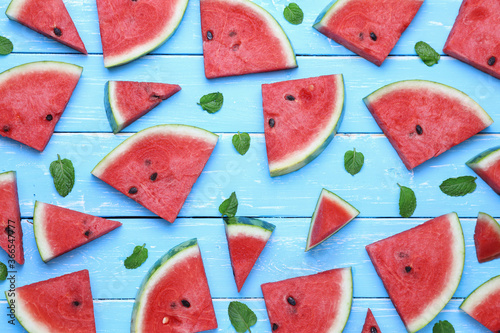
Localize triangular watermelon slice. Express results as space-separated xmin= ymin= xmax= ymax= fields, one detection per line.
xmin=366 ymin=213 xmax=465 ymax=333
xmin=33 ymin=201 xmax=122 ymax=262
xmin=313 ymin=0 xmax=423 ymax=66
xmin=261 ymin=267 xmax=353 ymax=332
xmin=466 ymin=146 xmax=500 ymax=195
xmin=5 ymin=0 xmax=87 ymax=54
xmin=104 ymin=81 xmax=181 ymax=133
xmin=362 ymin=308 xmax=382 ymax=333
xmin=0 ymin=171 xmax=24 ymax=265
xmin=474 ymin=212 xmax=500 ymax=263
xmin=131 ymin=239 xmax=218 ymax=332
xmin=224 ymin=216 xmax=275 ymax=292
xmin=363 ymin=80 xmax=493 ymax=169
xmin=200 ymin=0 xmax=297 ymax=79
xmin=262 ymin=75 xmax=345 ymax=177
xmin=92 ymin=124 xmax=218 ymax=223
xmin=460 ymin=275 xmax=500 ymax=332
xmin=96 ymin=0 xmax=189 ymax=67
xmin=0 ymin=61 xmax=83 ymax=151
xmin=4 ymin=270 xmax=96 ymax=332
xmin=306 ymin=188 xmax=359 ymax=251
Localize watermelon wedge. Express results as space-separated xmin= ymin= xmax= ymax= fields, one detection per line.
xmin=443 ymin=0 xmax=500 ymax=80
xmin=362 ymin=309 xmax=382 ymax=333
xmin=460 ymin=275 xmax=500 ymax=332
xmin=96 ymin=0 xmax=188 ymax=68
xmin=0 ymin=61 xmax=83 ymax=151
xmin=5 ymin=0 xmax=87 ymax=54
xmin=92 ymin=124 xmax=218 ymax=223
xmin=305 ymin=188 xmax=359 ymax=251
xmin=262 ymin=75 xmax=345 ymax=176
xmin=474 ymin=212 xmax=500 ymax=263
xmin=366 ymin=213 xmax=465 ymax=333
xmin=466 ymin=146 xmax=500 ymax=195
xmin=131 ymin=238 xmax=217 ymax=332
xmin=200 ymin=0 xmax=297 ymax=79
xmin=0 ymin=171 xmax=24 ymax=265
xmin=313 ymin=0 xmax=423 ymax=66
xmin=261 ymin=267 xmax=352 ymax=332
xmin=33 ymin=201 xmax=122 ymax=262
xmin=5 ymin=270 xmax=96 ymax=332
xmin=104 ymin=81 xmax=181 ymax=133
xmin=363 ymin=80 xmax=493 ymax=169
xmin=224 ymin=216 xmax=275 ymax=292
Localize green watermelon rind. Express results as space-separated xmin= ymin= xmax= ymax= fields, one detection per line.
xmin=32 ymin=201 xmax=54 ymax=263
xmin=0 ymin=170 xmax=16 ymax=184
xmin=104 ymin=81 xmax=121 ymax=134
xmin=0 ymin=61 xmax=83 ymax=86
xmin=313 ymin=0 xmax=352 ymax=29
xmin=223 ymin=216 xmax=276 ymax=233
xmin=466 ymin=145 xmax=500 ymax=171
xmin=459 ymin=274 xmax=500 ymax=327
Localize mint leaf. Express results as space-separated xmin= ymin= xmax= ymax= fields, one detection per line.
xmin=398 ymin=184 xmax=416 ymax=218
xmin=439 ymin=176 xmax=477 ymax=197
xmin=344 ymin=148 xmax=364 ymax=175
xmin=228 ymin=301 xmax=257 ymax=333
xmin=124 ymin=243 xmax=148 ymax=269
xmin=415 ymin=41 xmax=440 ymax=66
xmin=284 ymin=3 xmax=303 ymax=25
xmin=433 ymin=320 xmax=455 ymax=333
xmin=0 ymin=262 xmax=6 ymax=281
xmin=232 ymin=132 xmax=251 ymax=155
xmin=0 ymin=36 xmax=13 ymax=55
xmin=198 ymin=92 xmax=223 ymax=114
xmin=49 ymin=154 xmax=75 ymax=197
xmin=219 ymin=192 xmax=238 ymax=217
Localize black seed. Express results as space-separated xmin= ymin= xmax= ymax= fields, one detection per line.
xmin=405 ymin=266 xmax=412 ymax=273
xmin=287 ymin=296 xmax=296 ymax=306
xmin=84 ymin=230 xmax=91 ymax=237
xmin=5 ymin=226 xmax=14 ymax=236
xmin=232 ymin=43 xmax=240 ymax=51
xmin=370 ymin=32 xmax=377 ymax=41
xmin=285 ymin=95 xmax=295 ymax=101
xmin=150 ymin=172 xmax=158 ymax=181
xmin=46 ymin=114 xmax=53 ymax=121
xmin=181 ymin=299 xmax=190 ymax=308
xmin=229 ymin=31 xmax=237 ymax=37
xmin=272 ymin=323 xmax=279 ymax=331
xmin=488 ymin=56 xmax=496 ymax=66
xmin=54 ymin=27 xmax=62 ymax=37
xmin=269 ymin=118 xmax=275 ymax=128
xmin=72 ymin=301 xmax=80 ymax=306
xmin=371 ymin=327 xmax=378 ymax=333
xmin=152 ymin=94 xmax=161 ymax=99
xmin=128 ymin=187 xmax=138 ymax=194
xmin=416 ymin=125 xmax=423 ymax=135
xmin=207 ymin=30 xmax=213 ymax=40
xmin=3 ymin=125 xmax=10 ymax=132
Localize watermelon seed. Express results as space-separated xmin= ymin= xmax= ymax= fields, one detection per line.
xmin=4 ymin=226 xmax=14 ymax=236
xmin=162 ymin=316 xmax=169 ymax=324
xmin=287 ymin=296 xmax=296 ymax=306
xmin=359 ymin=32 xmax=364 ymax=40
xmin=269 ymin=118 xmax=275 ymax=128
xmin=416 ymin=125 xmax=423 ymax=135
xmin=53 ymin=27 xmax=62 ymax=37
xmin=232 ymin=43 xmax=240 ymax=51
xmin=371 ymin=327 xmax=378 ymax=333
xmin=229 ymin=31 xmax=237 ymax=37
xmin=181 ymin=299 xmax=191 ymax=308
xmin=370 ymin=32 xmax=377 ymax=41
xmin=84 ymin=230 xmax=91 ymax=237
xmin=405 ymin=266 xmax=412 ymax=273
xmin=3 ymin=125 xmax=10 ymax=132
xmin=46 ymin=114 xmax=53 ymax=121
xmin=207 ymin=31 xmax=213 ymax=40
xmin=488 ymin=56 xmax=496 ymax=66
xmin=285 ymin=95 xmax=295 ymax=101
xmin=72 ymin=301 xmax=80 ymax=306
xmin=150 ymin=172 xmax=158 ymax=181
xmin=129 ymin=187 xmax=138 ymax=194
xmin=272 ymin=323 xmax=279 ymax=331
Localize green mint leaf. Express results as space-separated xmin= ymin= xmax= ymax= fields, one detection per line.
xmin=232 ymin=132 xmax=251 ymax=155
xmin=433 ymin=320 xmax=455 ymax=333
xmin=219 ymin=192 xmax=238 ymax=217
xmin=49 ymin=154 xmax=75 ymax=197
xmin=198 ymin=92 xmax=223 ymax=114
xmin=0 ymin=262 xmax=7 ymax=281
xmin=398 ymin=184 xmax=417 ymax=218
xmin=283 ymin=3 xmax=303 ymax=25
xmin=124 ymin=243 xmax=148 ymax=269
xmin=415 ymin=41 xmax=440 ymax=66
xmin=439 ymin=176 xmax=477 ymax=197
xmin=344 ymin=148 xmax=364 ymax=175
xmin=0 ymin=36 xmax=13 ymax=55
xmin=228 ymin=301 xmax=257 ymax=333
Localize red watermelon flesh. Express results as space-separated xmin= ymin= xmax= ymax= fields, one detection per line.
xmin=460 ymin=275 xmax=500 ymax=332
xmin=33 ymin=201 xmax=122 ymax=262
xmin=200 ymin=0 xmax=297 ymax=79
xmin=363 ymin=80 xmax=493 ymax=170
xmin=362 ymin=309 xmax=382 ymax=333
xmin=5 ymin=0 xmax=87 ymax=54
xmin=5 ymin=270 xmax=96 ymax=333
xmin=466 ymin=146 xmax=500 ymax=195
xmin=443 ymin=0 xmax=500 ymax=80
xmin=261 ymin=267 xmax=353 ymax=332
xmin=313 ymin=0 xmax=423 ymax=66
xmin=0 ymin=171 xmax=24 ymax=265
xmin=366 ymin=213 xmax=465 ymax=333
xmin=474 ymin=212 xmax=500 ymax=263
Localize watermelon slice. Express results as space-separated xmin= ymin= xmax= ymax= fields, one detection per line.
xmin=466 ymin=146 xmax=500 ymax=195
xmin=366 ymin=213 xmax=465 ymax=333
xmin=104 ymin=81 xmax=181 ymax=133
xmin=362 ymin=308 xmax=382 ymax=333
xmin=0 ymin=61 xmax=83 ymax=151
xmin=261 ymin=267 xmax=352 ymax=332
xmin=33 ymin=201 xmax=122 ymax=262
xmin=313 ymin=0 xmax=423 ymax=66
xmin=92 ymin=124 xmax=218 ymax=223
xmin=131 ymin=238 xmax=217 ymax=332
xmin=0 ymin=171 xmax=24 ymax=265
xmin=363 ymin=80 xmax=493 ymax=169
xmin=224 ymin=216 xmax=275 ymax=292
xmin=200 ymin=0 xmax=297 ymax=79
xmin=305 ymin=188 xmax=359 ymax=251
xmin=262 ymin=75 xmax=345 ymax=176
xmin=4 ymin=270 xmax=96 ymax=332
xmin=474 ymin=212 xmax=500 ymax=263
xmin=96 ymin=0 xmax=189 ymax=67
xmin=460 ymin=275 xmax=500 ymax=332
xmin=443 ymin=0 xmax=500 ymax=80
xmin=5 ymin=0 xmax=87 ymax=54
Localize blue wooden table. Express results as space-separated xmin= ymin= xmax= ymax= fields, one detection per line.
xmin=1 ymin=0 xmax=499 ymax=332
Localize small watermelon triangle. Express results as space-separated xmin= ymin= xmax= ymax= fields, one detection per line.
xmin=5 ymin=270 xmax=96 ymax=332
xmin=474 ymin=212 xmax=500 ymax=263
xmin=33 ymin=202 xmax=122 ymax=262
xmin=460 ymin=275 xmax=500 ymax=332
xmin=224 ymin=217 xmax=275 ymax=292
xmin=362 ymin=308 xmax=382 ymax=333
xmin=0 ymin=171 xmax=24 ymax=265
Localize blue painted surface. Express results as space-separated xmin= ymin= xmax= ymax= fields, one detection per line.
xmin=0 ymin=0 xmax=499 ymax=332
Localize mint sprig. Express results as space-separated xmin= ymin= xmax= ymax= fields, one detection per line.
xmin=415 ymin=41 xmax=440 ymax=66
xmin=433 ymin=320 xmax=455 ymax=333
xmin=344 ymin=148 xmax=364 ymax=175
xmin=439 ymin=176 xmax=477 ymax=197
xmin=124 ymin=243 xmax=148 ymax=269
xmin=0 ymin=36 xmax=13 ymax=55
xmin=198 ymin=92 xmax=223 ymax=114
xmin=228 ymin=301 xmax=257 ymax=333
xmin=49 ymin=154 xmax=75 ymax=197
xmin=0 ymin=262 xmax=7 ymax=281
xmin=398 ymin=184 xmax=416 ymax=218
xmin=232 ymin=132 xmax=251 ymax=155
xmin=219 ymin=192 xmax=238 ymax=217
xmin=283 ymin=3 xmax=303 ymax=25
